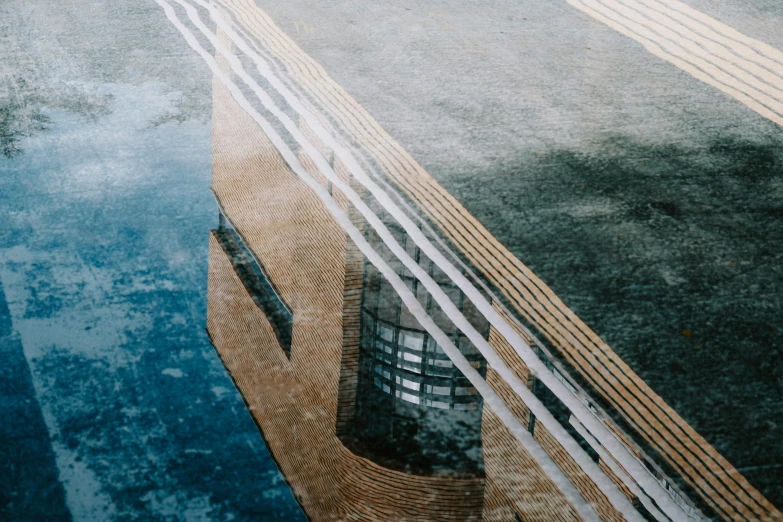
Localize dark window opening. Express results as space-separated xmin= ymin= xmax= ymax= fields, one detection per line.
xmin=213 ymin=213 xmax=293 ymax=356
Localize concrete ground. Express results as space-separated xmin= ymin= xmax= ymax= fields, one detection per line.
xmin=1 ymin=0 xmax=781 ymax=518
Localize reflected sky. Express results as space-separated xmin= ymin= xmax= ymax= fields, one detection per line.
xmin=0 ymin=81 xmax=304 ymax=520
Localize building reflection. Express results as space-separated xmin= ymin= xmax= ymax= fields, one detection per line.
xmin=206 ymin=212 xmax=490 ymax=520
xmin=205 ymin=63 xmax=493 ymax=519
xmin=204 ymin=44 xmax=667 ymax=521
xmin=205 ymin=59 xmax=587 ymax=518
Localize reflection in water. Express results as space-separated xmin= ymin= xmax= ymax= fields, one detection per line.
xmin=206 ymin=182 xmax=491 ymax=520
xmin=212 ymin=216 xmax=294 ymax=355
xmin=337 ymin=214 xmax=488 ymax=478
xmin=204 ymin=62 xmax=491 ymax=519
xmin=206 ymin=216 xmax=490 ymax=521
xmin=202 ymin=55 xmax=583 ymax=518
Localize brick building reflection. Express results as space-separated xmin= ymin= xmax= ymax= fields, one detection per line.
xmin=206 ymin=63 xmax=489 ymax=519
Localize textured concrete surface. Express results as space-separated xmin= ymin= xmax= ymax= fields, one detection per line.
xmin=0 ymin=0 xmax=305 ymax=520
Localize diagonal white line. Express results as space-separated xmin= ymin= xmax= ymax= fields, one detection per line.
xmin=651 ymin=0 xmax=783 ymax=68
xmin=595 ymin=0 xmax=783 ymax=109
xmin=636 ymin=0 xmax=783 ymax=79
xmin=583 ymin=0 xmax=783 ymax=118
xmin=613 ymin=0 xmax=783 ymax=96
xmin=569 ymin=416 xmax=671 ymax=522
xmin=151 ymin=0 xmax=603 ymax=519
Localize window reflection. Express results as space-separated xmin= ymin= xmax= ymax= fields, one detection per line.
xmin=338 ymin=215 xmax=491 ymax=478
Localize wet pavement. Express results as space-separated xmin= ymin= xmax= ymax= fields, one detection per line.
xmin=1 ymin=0 xmax=782 ymax=521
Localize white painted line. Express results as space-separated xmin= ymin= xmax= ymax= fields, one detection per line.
xmin=570 ymin=415 xmax=673 ymax=522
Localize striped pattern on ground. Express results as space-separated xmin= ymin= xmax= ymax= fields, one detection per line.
xmin=599 ymin=459 xmax=638 ymax=506
xmin=565 ymin=0 xmax=783 ymax=128
xmin=481 ymin=404 xmax=582 ymax=522
xmin=492 ymin=306 xmax=639 ymax=510
xmin=484 ymin=358 xmax=626 ymax=522
xmin=213 ymin=1 xmax=782 ymax=520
